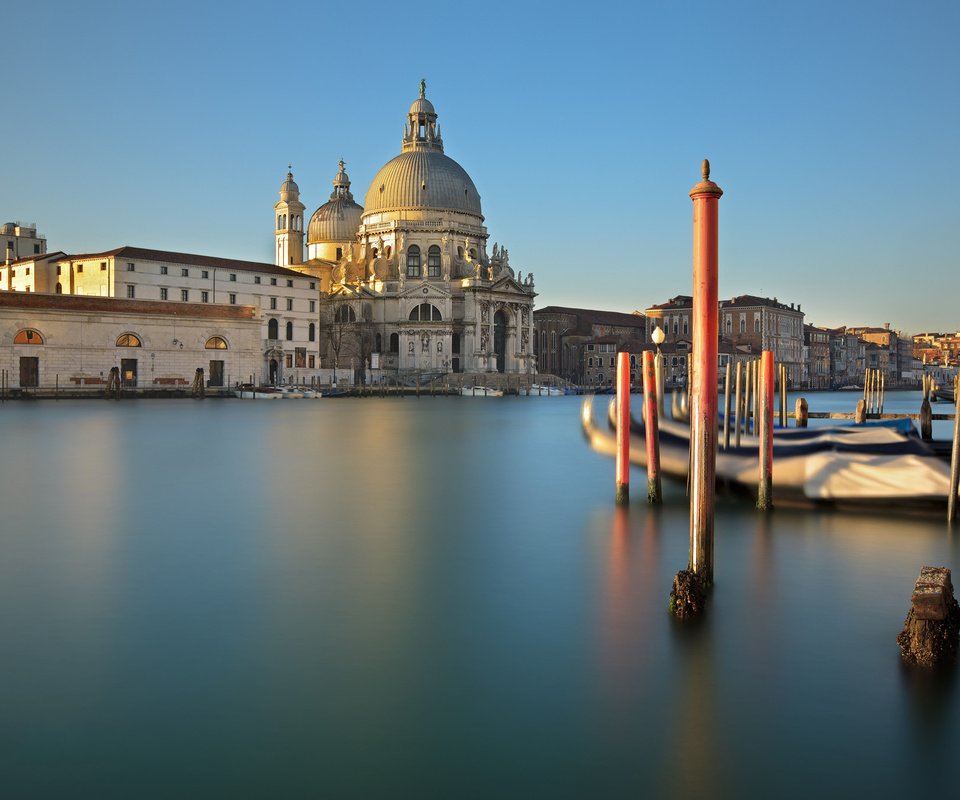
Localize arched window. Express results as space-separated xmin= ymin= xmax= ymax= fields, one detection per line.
xmin=336 ymin=247 xmax=343 ymax=260
xmin=309 ymin=323 xmax=316 ymax=342
xmin=384 ymin=245 xmax=392 ymax=258
xmin=541 ymin=330 xmax=546 ymax=351
xmin=268 ymin=318 xmax=279 ymax=339
xmin=457 ymin=246 xmax=464 ymax=259
xmin=390 ymin=333 xmax=399 ymax=353
xmin=725 ymin=317 xmax=732 ymax=333
xmin=427 ymin=245 xmax=441 ymax=277
xmin=55 ymin=283 xmax=62 ymax=294
xmin=551 ymin=331 xmax=557 ymax=351
xmin=205 ymin=336 xmax=228 ymax=349
xmin=116 ymin=333 xmax=142 ymax=347
xmin=408 ymin=303 xmax=441 ymax=321
xmin=740 ymin=318 xmax=746 ymax=333
xmin=14 ymin=329 xmax=43 ymax=345
xmin=335 ymin=305 xmax=356 ymax=323
xmin=285 ymin=321 xmax=294 ymax=341
xmin=375 ymin=333 xmax=382 ymax=351
xmin=407 ymin=245 xmax=421 ymax=277
xmin=468 ymin=248 xmax=476 ymax=260
xmin=754 ymin=317 xmax=760 ymax=333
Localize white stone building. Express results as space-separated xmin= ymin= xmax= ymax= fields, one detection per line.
xmin=1 ymin=247 xmax=321 ymax=385
xmin=0 ymin=291 xmax=262 ymax=391
xmin=276 ymin=82 xmax=537 ymax=379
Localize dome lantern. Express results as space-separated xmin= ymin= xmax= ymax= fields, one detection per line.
xmin=402 ymin=79 xmax=443 ymax=154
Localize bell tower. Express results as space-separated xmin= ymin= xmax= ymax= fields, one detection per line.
xmin=274 ymin=167 xmax=305 ymax=266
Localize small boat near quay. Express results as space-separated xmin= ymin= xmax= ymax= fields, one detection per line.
xmin=459 ymin=386 xmax=504 ymax=397
xmin=581 ymin=398 xmax=953 ymax=508
xmin=234 ymin=384 xmax=283 ymax=399
xmin=520 ymin=384 xmax=565 ymax=396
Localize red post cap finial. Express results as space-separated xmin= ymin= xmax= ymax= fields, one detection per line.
xmin=702 ymin=159 xmax=710 ymax=181
xmin=690 ymin=158 xmax=723 ymax=199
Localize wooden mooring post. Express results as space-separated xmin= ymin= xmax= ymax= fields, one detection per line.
xmin=795 ymin=396 xmax=808 ymax=428
xmin=779 ymin=363 xmax=787 ymax=428
xmin=615 ymin=352 xmax=630 ymax=506
xmin=642 ymin=350 xmax=661 ymax=504
xmin=949 ymin=392 xmax=960 ymax=524
xmin=757 ymin=351 xmax=774 ymax=511
xmin=733 ymin=361 xmax=743 ymax=447
xmin=723 ymin=361 xmax=731 ymax=450
xmin=671 ymin=160 xmax=722 ymax=617
xmin=897 ymin=567 xmax=959 ymax=666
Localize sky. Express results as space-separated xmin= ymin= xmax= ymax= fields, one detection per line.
xmin=5 ymin=0 xmax=957 ymax=335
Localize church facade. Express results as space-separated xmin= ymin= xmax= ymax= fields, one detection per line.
xmin=275 ymin=83 xmax=537 ymax=379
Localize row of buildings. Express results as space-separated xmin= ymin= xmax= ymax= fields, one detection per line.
xmin=532 ymin=297 xmax=923 ymax=390
xmin=0 ymin=85 xmax=939 ymax=394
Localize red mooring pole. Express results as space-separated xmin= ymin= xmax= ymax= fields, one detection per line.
xmin=689 ymin=160 xmax=723 ymax=582
xmin=642 ymin=350 xmax=662 ymax=504
xmin=615 ymin=351 xmax=631 ymax=505
xmin=758 ymin=351 xmax=775 ymax=511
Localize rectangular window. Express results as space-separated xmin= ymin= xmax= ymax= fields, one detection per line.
xmin=160 ymin=288 xmax=168 ymax=300
xmin=181 ymin=268 xmax=189 ymax=277
xmin=77 ymin=264 xmax=83 ymax=273
xmin=285 ymin=354 xmax=293 ymax=368
xmin=270 ymin=297 xmax=277 ymax=310
xmin=287 ymin=279 xmax=293 ymax=287
xmin=127 ymin=285 xmax=135 ymax=298
xmin=127 ymin=262 xmax=135 ymax=271
xmin=25 ymin=267 xmax=30 ymax=275
xmin=100 ymin=262 xmax=107 ymax=271
xmin=271 ymin=278 xmax=277 ymax=286
xmin=308 ymin=355 xmax=316 ymax=368
xmin=286 ymin=298 xmax=293 ymax=311
xmin=201 ymin=291 xmax=209 ymax=303
xmin=57 ymin=265 xmax=62 ymax=275
xmin=202 ymin=270 xmax=209 ymax=279
xmin=309 ymin=300 xmax=316 ymax=312
xmin=230 ymin=273 xmax=237 ymax=282
xmin=255 ymin=276 xmax=261 ymax=284
xmin=229 ymin=293 xmax=237 ymax=304
xmin=34 ymin=244 xmax=40 ymax=254
xmin=181 ymin=289 xmax=189 ymax=301
xmin=161 ymin=265 xmax=168 ymax=275
xmin=310 ymin=281 xmax=316 ymax=290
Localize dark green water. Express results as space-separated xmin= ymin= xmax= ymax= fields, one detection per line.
xmin=1 ymin=393 xmax=957 ymax=798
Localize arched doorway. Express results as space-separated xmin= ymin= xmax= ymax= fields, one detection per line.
xmin=269 ymin=359 xmax=279 ymax=384
xmin=494 ymin=310 xmax=507 ymax=373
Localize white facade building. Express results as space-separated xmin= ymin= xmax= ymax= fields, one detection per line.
xmin=2 ymin=221 xmax=46 ymax=264
xmin=277 ymin=83 xmax=537 ymax=379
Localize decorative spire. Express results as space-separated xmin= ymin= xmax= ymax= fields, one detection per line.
xmin=702 ymin=159 xmax=710 ymax=181
xmin=420 ymin=78 xmax=426 ymax=98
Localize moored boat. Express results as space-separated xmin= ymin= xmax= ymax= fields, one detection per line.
xmin=459 ymin=386 xmax=504 ymax=397
xmin=581 ymin=398 xmax=952 ymax=508
xmin=520 ymin=384 xmax=564 ymax=396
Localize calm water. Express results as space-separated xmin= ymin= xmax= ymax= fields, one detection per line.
xmin=1 ymin=392 xmax=957 ymax=798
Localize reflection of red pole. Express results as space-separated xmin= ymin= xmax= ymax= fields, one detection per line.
xmin=758 ymin=351 xmax=775 ymax=510
xmin=642 ymin=350 xmax=662 ymax=503
xmin=689 ymin=160 xmax=723 ymax=582
xmin=616 ymin=351 xmax=630 ymax=505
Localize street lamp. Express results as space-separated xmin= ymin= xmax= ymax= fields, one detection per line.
xmin=651 ymin=325 xmax=665 ymax=415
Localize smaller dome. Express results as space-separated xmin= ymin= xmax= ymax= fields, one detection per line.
xmin=308 ymin=160 xmax=363 ymax=244
xmin=278 ymin=169 xmax=300 ymax=201
xmin=409 ymin=97 xmax=436 ymax=117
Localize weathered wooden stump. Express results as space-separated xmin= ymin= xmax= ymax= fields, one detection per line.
xmin=896 ymin=567 xmax=959 ymax=667
xmin=670 ymin=570 xmax=706 ymax=619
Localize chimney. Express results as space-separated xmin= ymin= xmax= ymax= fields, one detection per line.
xmin=884 ymin=322 xmax=890 ymax=330
xmin=5 ymin=242 xmax=12 ymax=266
xmin=798 ymin=304 xmax=801 ymax=312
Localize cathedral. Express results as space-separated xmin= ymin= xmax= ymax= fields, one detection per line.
xmin=274 ymin=82 xmax=537 ymax=379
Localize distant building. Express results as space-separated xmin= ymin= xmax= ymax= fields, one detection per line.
xmin=533 ymin=306 xmax=646 ymax=384
xmin=2 ymin=222 xmax=46 ymax=264
xmin=804 ymin=325 xmax=832 ymax=390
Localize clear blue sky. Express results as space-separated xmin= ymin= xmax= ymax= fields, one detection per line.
xmin=6 ymin=0 xmax=957 ymax=334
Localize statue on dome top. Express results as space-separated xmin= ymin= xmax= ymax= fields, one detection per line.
xmin=420 ymin=78 xmax=426 ymax=98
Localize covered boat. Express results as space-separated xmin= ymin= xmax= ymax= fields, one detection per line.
xmin=581 ymin=398 xmax=952 ymax=507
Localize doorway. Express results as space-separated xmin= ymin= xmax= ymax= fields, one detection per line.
xmin=121 ymin=358 xmax=137 ymax=386
xmin=209 ymin=360 xmax=224 ymax=387
xmin=493 ymin=310 xmax=506 ymax=373
xmin=19 ymin=356 xmax=38 ymax=387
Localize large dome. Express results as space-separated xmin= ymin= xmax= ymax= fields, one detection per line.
xmin=363 ymin=149 xmax=482 ymax=218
